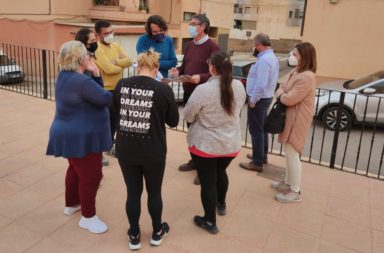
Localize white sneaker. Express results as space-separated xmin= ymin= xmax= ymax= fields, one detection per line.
xmin=106 ymin=145 xmax=116 ymax=157
xmin=79 ymin=215 xmax=108 ymax=234
xmin=271 ymin=181 xmax=290 ymax=192
xmin=102 ymin=155 xmax=109 ymax=167
xmin=275 ymin=190 xmax=301 ymax=203
xmin=64 ymin=205 xmax=81 ymax=216
xmin=127 ymin=233 xmax=141 ymax=250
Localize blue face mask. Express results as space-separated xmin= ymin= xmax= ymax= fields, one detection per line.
xmin=188 ymin=26 xmax=198 ymax=38
xmin=153 ymin=33 xmax=165 ymax=43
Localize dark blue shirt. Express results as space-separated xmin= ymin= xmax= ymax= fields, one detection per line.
xmin=136 ymin=34 xmax=177 ymax=77
xmin=46 ymin=71 xmax=112 ymax=158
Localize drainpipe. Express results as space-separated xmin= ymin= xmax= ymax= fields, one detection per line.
xmin=300 ymin=0 xmax=307 ymax=36
xmin=169 ymin=0 xmax=172 ymax=23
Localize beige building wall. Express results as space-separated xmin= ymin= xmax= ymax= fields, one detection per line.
xmin=50 ymin=0 xmax=91 ymax=16
xmin=202 ymin=0 xmax=233 ymax=30
xmin=0 ymin=0 xmax=51 ymax=15
xmin=256 ymin=1 xmax=302 ymax=40
xmin=0 ymin=0 xmax=90 ymax=19
xmin=302 ymin=0 xmax=384 ymax=79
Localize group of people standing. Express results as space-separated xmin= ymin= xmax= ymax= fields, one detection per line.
xmin=46 ymin=12 xmax=317 ymax=250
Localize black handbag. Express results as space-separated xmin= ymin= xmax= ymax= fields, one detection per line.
xmin=264 ymin=98 xmax=287 ymax=134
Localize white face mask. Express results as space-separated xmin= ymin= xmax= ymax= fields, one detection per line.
xmin=188 ymin=26 xmax=198 ymax=38
xmin=288 ymin=54 xmax=298 ymax=66
xmin=103 ymin=33 xmax=114 ymax=44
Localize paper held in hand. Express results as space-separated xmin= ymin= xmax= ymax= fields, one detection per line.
xmin=162 ymin=75 xmax=193 ymax=83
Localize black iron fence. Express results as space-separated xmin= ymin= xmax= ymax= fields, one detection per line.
xmin=170 ymin=84 xmax=384 ymax=179
xmin=0 ymin=43 xmax=57 ymax=100
xmin=1 ymin=43 xmax=383 ymax=178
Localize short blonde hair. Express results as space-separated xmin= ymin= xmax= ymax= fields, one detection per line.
xmin=58 ymin=40 xmax=88 ymax=71
xmin=137 ymin=48 xmax=160 ymax=70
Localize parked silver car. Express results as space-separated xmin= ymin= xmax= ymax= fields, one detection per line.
xmin=315 ymin=71 xmax=384 ymax=131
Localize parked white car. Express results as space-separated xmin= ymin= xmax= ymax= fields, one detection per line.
xmin=315 ymin=71 xmax=384 ymax=131
xmin=0 ymin=51 xmax=25 ymax=84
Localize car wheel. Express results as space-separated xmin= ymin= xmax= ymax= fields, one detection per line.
xmin=321 ymin=106 xmax=352 ymax=131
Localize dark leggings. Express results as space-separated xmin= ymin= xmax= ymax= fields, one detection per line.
xmin=191 ymin=153 xmax=234 ymax=224
xmin=118 ymin=159 xmax=165 ymax=235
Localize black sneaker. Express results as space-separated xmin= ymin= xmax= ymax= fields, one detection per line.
xmin=150 ymin=222 xmax=169 ymax=246
xmin=217 ymin=202 xmax=226 ymax=216
xmin=193 ymin=215 xmax=218 ymax=234
xmin=127 ymin=229 xmax=141 ymax=250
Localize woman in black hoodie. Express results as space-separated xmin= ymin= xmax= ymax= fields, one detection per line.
xmin=114 ymin=49 xmax=179 ymax=250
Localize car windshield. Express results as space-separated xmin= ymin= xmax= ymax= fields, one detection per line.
xmin=232 ymin=60 xmax=255 ymax=78
xmin=232 ymin=66 xmax=243 ymax=77
xmin=0 ymin=55 xmax=14 ymax=66
xmin=346 ymin=70 xmax=384 ymax=89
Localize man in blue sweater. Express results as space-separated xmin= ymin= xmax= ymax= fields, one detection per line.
xmin=136 ymin=15 xmax=177 ymax=77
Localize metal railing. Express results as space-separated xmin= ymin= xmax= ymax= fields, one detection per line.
xmin=0 ymin=43 xmax=57 ymax=100
xmin=1 ymin=43 xmax=383 ymax=178
xmin=168 ymin=82 xmax=384 ymax=179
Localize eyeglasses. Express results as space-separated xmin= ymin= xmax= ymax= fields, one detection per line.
xmin=206 ymin=59 xmax=211 ymax=65
xmin=189 ymin=22 xmax=202 ymax=27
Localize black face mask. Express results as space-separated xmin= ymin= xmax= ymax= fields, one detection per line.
xmin=253 ymin=47 xmax=259 ymax=57
xmin=153 ymin=33 xmax=165 ymax=43
xmin=87 ymin=42 xmax=98 ymax=53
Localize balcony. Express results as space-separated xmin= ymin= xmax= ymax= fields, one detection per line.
xmin=89 ymin=0 xmax=149 ymax=22
xmin=233 ymin=13 xmax=256 ymax=22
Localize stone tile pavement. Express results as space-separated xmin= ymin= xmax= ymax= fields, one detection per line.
xmin=1 ymin=89 xmax=384 ymax=253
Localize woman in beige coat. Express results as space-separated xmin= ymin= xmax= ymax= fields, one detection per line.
xmin=273 ymin=42 xmax=317 ymax=203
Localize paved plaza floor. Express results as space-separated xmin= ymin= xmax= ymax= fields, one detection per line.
xmin=1 ymin=89 xmax=384 ymax=253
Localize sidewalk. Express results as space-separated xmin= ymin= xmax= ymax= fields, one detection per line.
xmin=0 ymin=89 xmax=384 ymax=253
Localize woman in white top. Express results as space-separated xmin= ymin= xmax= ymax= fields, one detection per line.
xmin=184 ymin=51 xmax=246 ymax=234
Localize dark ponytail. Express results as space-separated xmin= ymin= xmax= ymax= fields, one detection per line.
xmin=209 ymin=51 xmax=234 ymax=116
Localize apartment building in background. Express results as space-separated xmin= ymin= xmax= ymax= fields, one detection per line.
xmin=0 ymin=0 xmax=233 ymax=58
xmin=230 ymin=0 xmax=304 ymax=40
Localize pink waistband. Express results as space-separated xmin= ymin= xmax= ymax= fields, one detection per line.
xmin=189 ymin=146 xmax=240 ymax=158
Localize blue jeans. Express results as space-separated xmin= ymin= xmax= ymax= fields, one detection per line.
xmin=248 ymin=98 xmax=273 ymax=166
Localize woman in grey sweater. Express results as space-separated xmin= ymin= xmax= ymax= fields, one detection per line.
xmin=184 ymin=51 xmax=246 ymax=234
